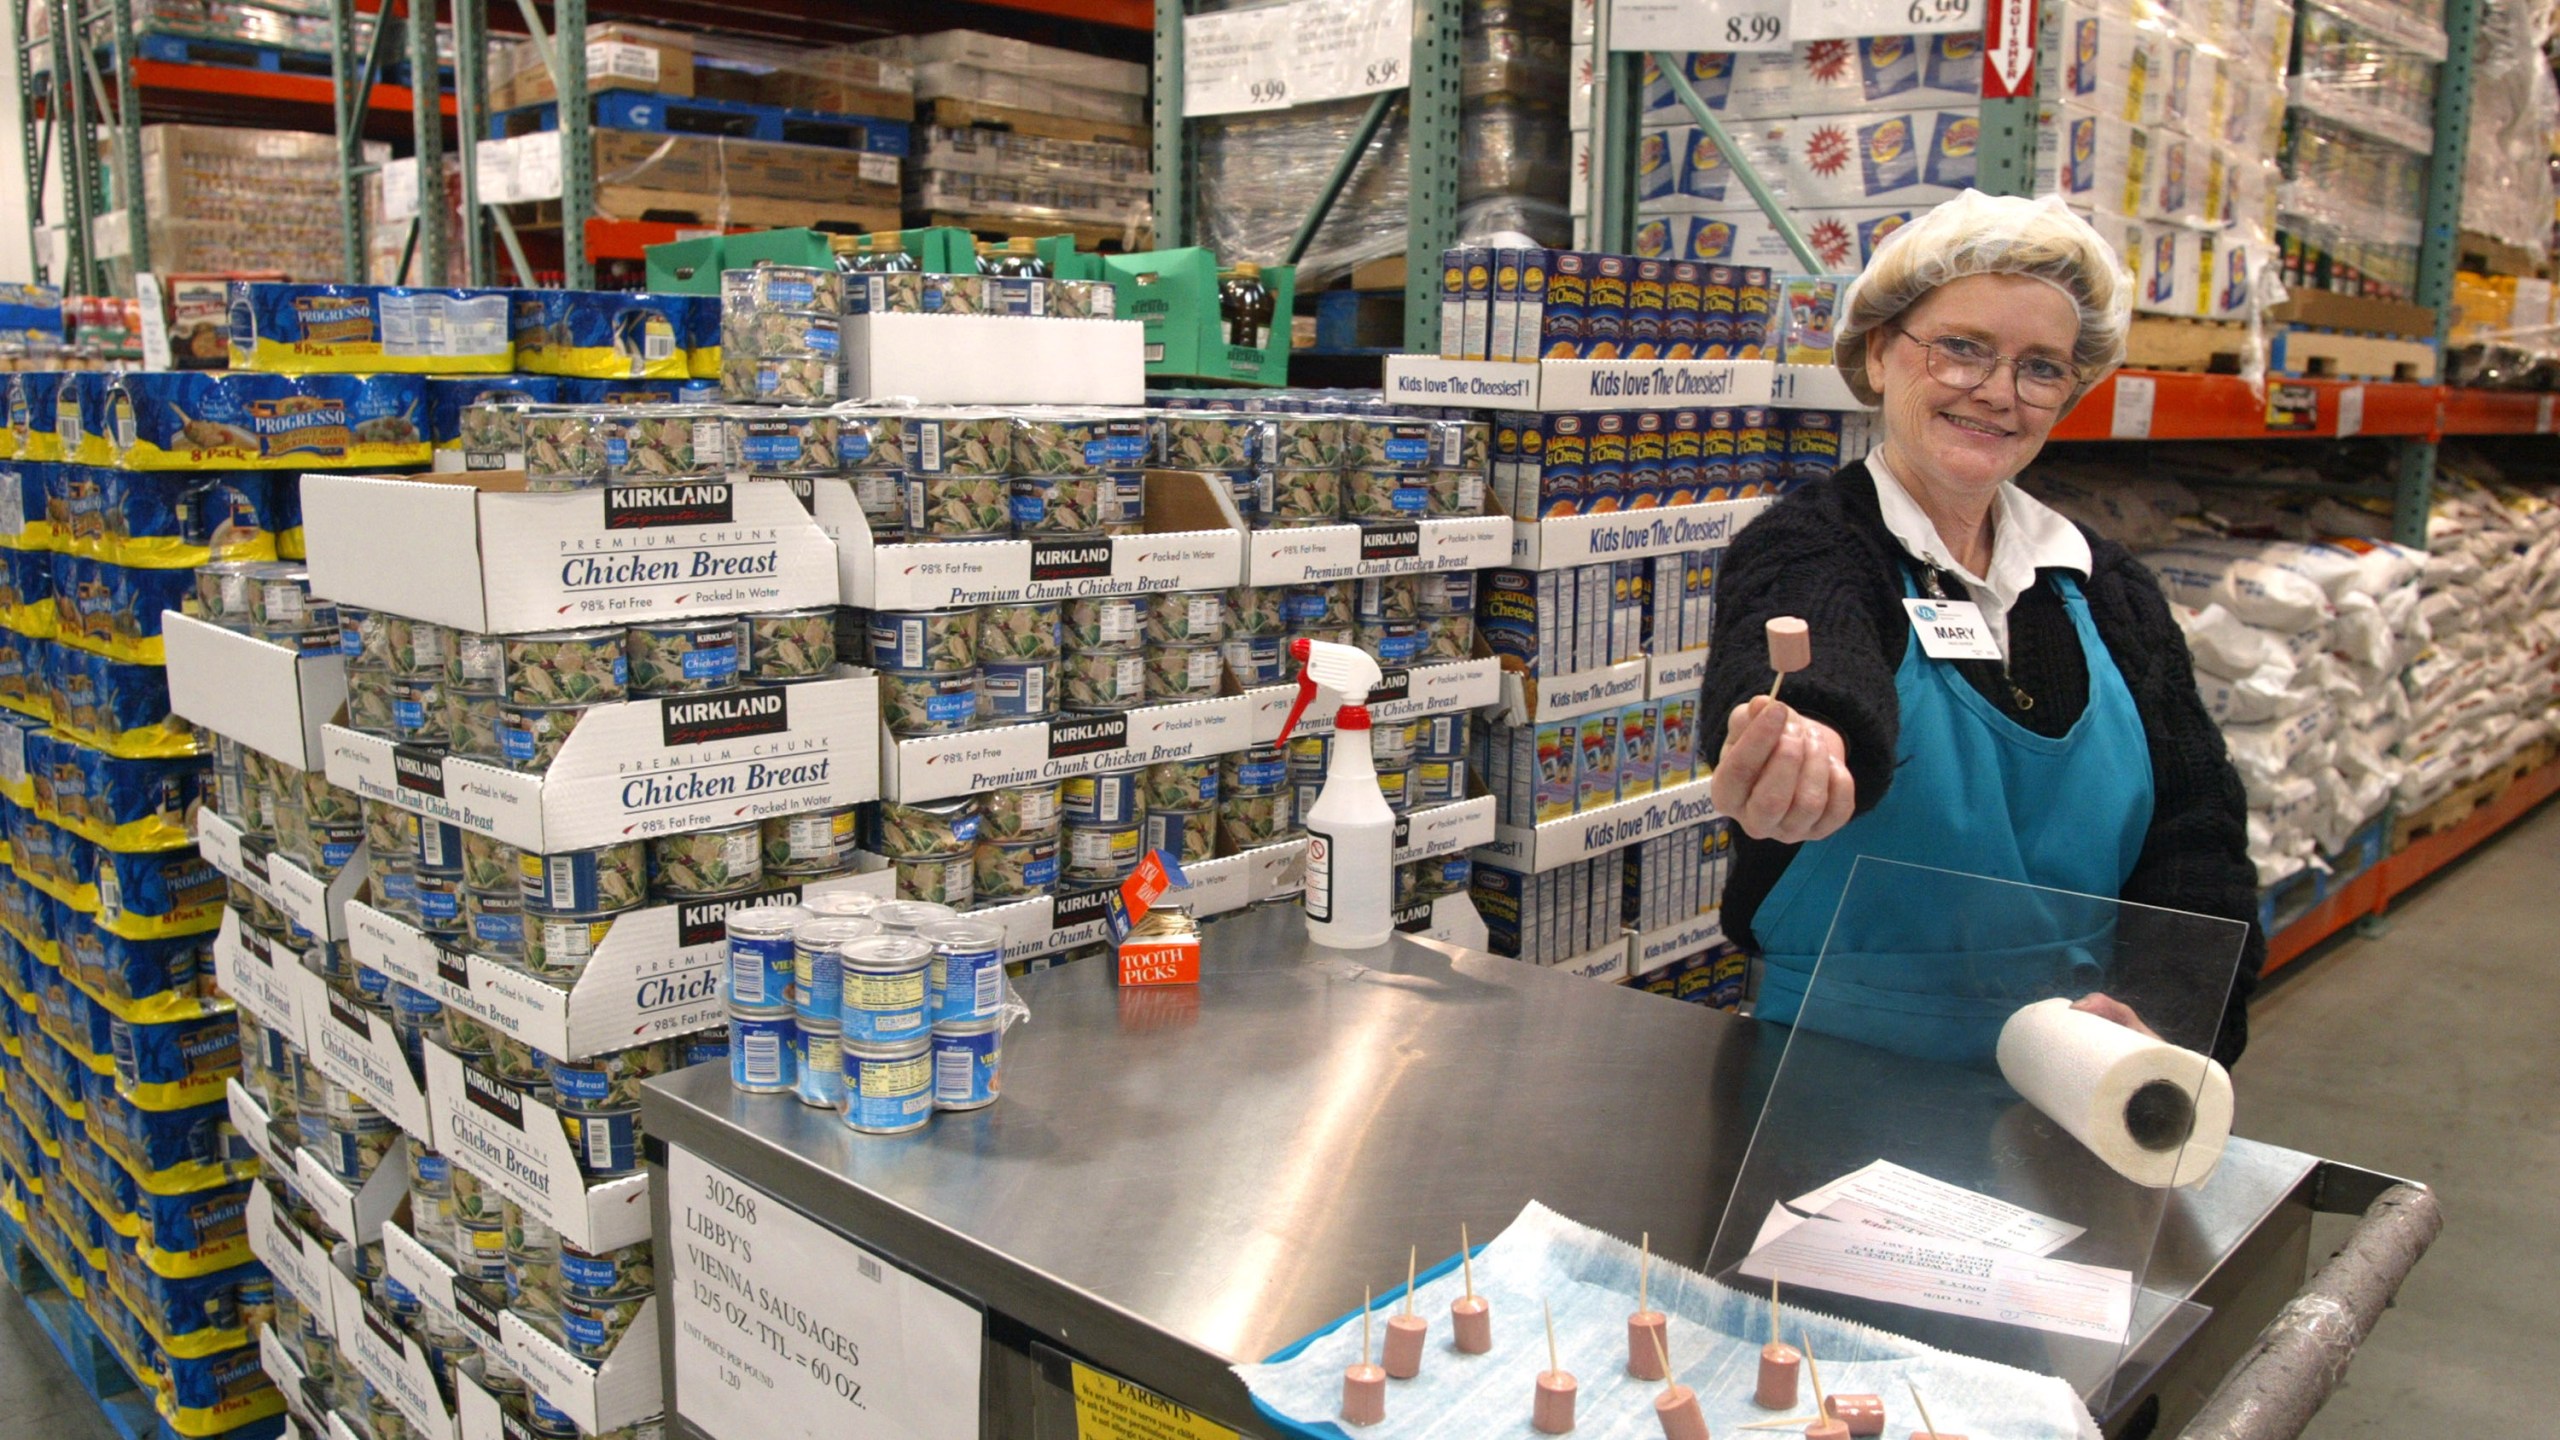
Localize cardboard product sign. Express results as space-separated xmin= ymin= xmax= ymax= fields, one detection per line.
xmin=163 ymin=613 xmax=348 ymax=772
xmin=212 ymin=908 xmax=306 ymax=1049
xmin=821 ymin=470 xmax=1245 ymax=610
xmin=300 ymin=473 xmax=839 ymax=634
xmin=302 ymin=964 xmax=436 ymax=1143
xmin=1475 ymin=772 xmax=1723 ymax=873
xmin=884 ymin=692 xmax=1254 ymax=803
xmin=323 ymin=673 xmax=879 ymax=852
xmin=423 ymin=1041 xmax=649 ymax=1253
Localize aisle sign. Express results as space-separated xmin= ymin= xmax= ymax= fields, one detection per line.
xmin=1981 ymin=0 xmax=2036 ymax=97
xmin=1184 ymin=7 xmax=1296 ymax=116
xmin=1609 ymin=0 xmax=1790 ymax=51
xmin=667 ymin=1144 xmax=982 ymax=1440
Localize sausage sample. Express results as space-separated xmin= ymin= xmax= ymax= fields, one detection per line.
xmin=1627 ymin=1311 xmax=1669 ymax=1381
xmin=1383 ymin=1313 xmax=1427 ymax=1379
xmin=1828 ymin=1395 xmax=1885 ymax=1436
xmin=1766 ymin=616 xmax=1812 ymax=673
xmin=1758 ymin=1341 xmax=1803 ymax=1409
xmin=1533 ymin=1370 xmax=1578 ymax=1434
xmin=1341 ymin=1290 xmax=1388 ymax=1427
xmin=1653 ymin=1385 xmax=1710 ymax=1440
xmin=1451 ymin=1294 xmax=1492 ymax=1354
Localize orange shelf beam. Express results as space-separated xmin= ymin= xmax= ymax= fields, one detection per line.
xmin=585 ymin=216 xmax=746 ymax=262
xmin=2437 ymin=388 xmax=2554 ymax=437
xmin=968 ymin=0 xmax=1153 ymax=27
xmin=129 ymin=58 xmax=454 ymax=116
xmin=2053 ymin=371 xmax=2440 ymax=442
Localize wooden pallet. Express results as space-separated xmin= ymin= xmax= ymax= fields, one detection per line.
xmin=2457 ymin=229 xmax=2549 ymax=280
xmin=2123 ymin=315 xmax=2250 ymax=373
xmin=510 ymin=189 xmax=899 ymax=233
xmin=918 ymin=211 xmax=1141 ymax=252
xmin=2269 ymin=326 xmax=2441 ymax=382
xmin=2268 ymin=290 xmax=2438 ymax=339
xmin=2391 ymin=739 xmax=2560 ymax=849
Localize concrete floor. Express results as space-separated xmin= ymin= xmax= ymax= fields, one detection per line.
xmin=2235 ymin=795 xmax=2560 ymax=1438
xmin=0 ymin=801 xmax=2550 ymax=1439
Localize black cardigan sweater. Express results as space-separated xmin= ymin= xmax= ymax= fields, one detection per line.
xmin=1701 ymin=462 xmax=2262 ymax=1067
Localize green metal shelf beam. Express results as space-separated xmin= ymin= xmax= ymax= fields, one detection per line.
xmin=2396 ymin=0 xmax=2485 ymax=549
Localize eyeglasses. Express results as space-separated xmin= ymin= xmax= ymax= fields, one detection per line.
xmin=1891 ymin=327 xmax=2079 ymax=408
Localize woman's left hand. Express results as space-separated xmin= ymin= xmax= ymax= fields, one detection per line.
xmin=2072 ymin=992 xmax=2161 ymax=1040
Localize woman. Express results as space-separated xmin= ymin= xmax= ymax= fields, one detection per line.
xmin=1702 ymin=192 xmax=2260 ymax=1069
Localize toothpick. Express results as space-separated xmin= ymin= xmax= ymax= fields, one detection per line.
xmin=1771 ymin=1280 xmax=1782 ymax=1346
xmin=1640 ymin=1232 xmax=1651 ymax=1315
xmin=1362 ymin=1287 xmax=1373 ymax=1368
xmin=1405 ymin=1246 xmax=1418 ymax=1317
xmin=1735 ymin=1419 xmax=1825 ymax=1432
xmin=1908 ymin=1380 xmax=1941 ymax=1440
xmin=1768 ymin=672 xmax=1787 ymax=701
xmin=1800 ymin=1332 xmax=1827 ymax=1417
xmin=1461 ymin=1223 xmax=1475 ymax=1301
xmin=1544 ymin=1301 xmax=1560 ymax=1376
xmin=1649 ymin=1325 xmax=1675 ymax=1393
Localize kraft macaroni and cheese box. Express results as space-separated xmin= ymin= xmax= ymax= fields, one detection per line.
xmin=1535 ymin=413 xmax=1588 ymax=519
xmin=1627 ymin=259 xmax=1668 ymax=358
xmin=108 ymin=371 xmax=428 ymax=471
xmin=1784 ymin=409 xmax=1842 ymax=490
xmin=1664 ymin=409 xmax=1705 ymax=506
xmin=227 ymin=282 xmax=513 ymax=374
xmin=1512 ymin=248 xmax=1553 ymax=362
xmin=1440 ymin=249 xmax=1467 ymax=357
xmin=1659 ymin=694 xmax=1700 ymax=786
xmin=1618 ymin=701 xmax=1659 ymax=798
xmin=1626 ymin=410 xmax=1667 ymax=509
xmin=1461 ymin=248 xmax=1494 ymax=360
xmin=1481 ymin=567 xmax=1569 ymax=674
xmin=1585 ymin=411 xmax=1629 ymax=513
xmin=1699 ymin=408 xmax=1738 ymax=499
xmin=1473 ymin=862 xmax=1526 ymax=954
xmin=1699 ymin=266 xmax=1739 ymax=357
xmin=1491 ymin=249 xmax=1523 ymax=363
xmin=1584 ymin=254 xmax=1632 ymax=358
xmin=1576 ymin=712 xmax=1619 ymax=809
xmin=1735 ymin=407 xmax=1778 ymax=496
xmin=1542 ymin=251 xmax=1593 ymax=358
xmin=1736 ymin=267 xmax=1774 ymax=359
xmin=1663 ymin=262 xmax=1704 ymax=359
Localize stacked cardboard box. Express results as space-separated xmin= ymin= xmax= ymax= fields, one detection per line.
xmin=98 ymin=126 xmax=366 ymax=289
xmin=858 ymin=30 xmax=1151 ymax=237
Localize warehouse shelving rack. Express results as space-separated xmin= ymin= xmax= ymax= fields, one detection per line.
xmin=1151 ymin=0 xmax=1463 ymax=353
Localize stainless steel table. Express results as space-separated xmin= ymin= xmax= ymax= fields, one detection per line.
xmin=643 ymin=906 xmax=2415 ymax=1440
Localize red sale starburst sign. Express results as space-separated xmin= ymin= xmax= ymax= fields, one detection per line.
xmin=1805 ymin=125 xmax=1853 ymax=178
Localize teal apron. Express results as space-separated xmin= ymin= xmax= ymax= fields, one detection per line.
xmin=1749 ymin=568 xmax=2155 ymax=1069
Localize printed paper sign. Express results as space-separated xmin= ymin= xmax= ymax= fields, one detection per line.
xmin=2110 ymin=375 xmax=2156 ymax=439
xmin=669 ymin=1145 xmax=982 ymax=1440
xmin=1741 ymin=1201 xmax=2133 ymax=1342
xmin=1293 ymin=0 xmax=1413 ymax=101
xmin=1780 ymin=1159 xmax=2086 ymax=1256
xmin=1610 ymin=0 xmax=1790 ymax=52
xmin=1185 ymin=6 xmax=1296 ymax=116
xmin=1794 ymin=0 xmax=1975 ymax=37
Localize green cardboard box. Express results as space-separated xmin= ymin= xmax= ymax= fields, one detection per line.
xmin=644 ymin=235 xmax=727 ymax=295
xmin=723 ymin=228 xmax=839 ymax=272
xmin=1104 ymin=248 xmax=1293 ymax=387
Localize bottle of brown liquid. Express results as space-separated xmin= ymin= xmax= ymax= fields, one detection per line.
xmin=1220 ymin=262 xmax=1274 ymax=349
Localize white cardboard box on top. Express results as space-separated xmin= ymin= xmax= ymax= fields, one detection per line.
xmin=245 ymin=1181 xmax=336 ymax=1337
xmin=818 ymin=469 xmax=1244 ymax=610
xmin=501 ymin=1298 xmax=663 ymax=1434
xmin=322 ymin=672 xmax=879 ymax=852
xmin=883 ymin=692 xmax=1253 ymax=803
xmin=344 ymin=866 xmax=890 ymax=1062
xmin=841 ymin=313 xmax=1145 ymax=405
xmin=1242 ymin=655 xmax=1500 ymax=743
xmin=199 ymin=811 xmax=361 ymax=943
xmin=162 ymin=612 xmax=346 ymax=771
xmin=299 ymin=473 xmax=839 ymax=633
xmin=1496 ymin=656 xmax=1650 ymax=725
xmin=422 ymin=1041 xmax=649 ymax=1253
xmin=1381 ymin=356 xmax=1775 ymax=411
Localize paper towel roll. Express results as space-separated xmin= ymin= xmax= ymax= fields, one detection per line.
xmin=1995 ymin=997 xmax=2234 ymax=1188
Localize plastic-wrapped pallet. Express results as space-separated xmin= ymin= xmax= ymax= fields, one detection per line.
xmin=2394 ymin=452 xmax=2560 ymax=813
xmin=1193 ymin=0 xmax=1571 ymax=287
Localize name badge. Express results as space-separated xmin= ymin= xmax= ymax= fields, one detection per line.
xmin=1902 ymin=598 xmax=2004 ymax=661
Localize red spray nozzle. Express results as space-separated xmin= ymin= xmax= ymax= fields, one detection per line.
xmin=1276 ymin=637 xmax=1319 ymax=744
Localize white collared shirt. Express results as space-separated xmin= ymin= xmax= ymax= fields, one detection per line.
xmin=1866 ymin=451 xmax=2092 ymax=659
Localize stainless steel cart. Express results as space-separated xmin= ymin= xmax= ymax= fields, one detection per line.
xmin=643 ymin=905 xmax=2435 ymax=1440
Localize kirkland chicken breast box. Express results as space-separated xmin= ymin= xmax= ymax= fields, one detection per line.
xmin=300 ymin=471 xmax=838 ymax=633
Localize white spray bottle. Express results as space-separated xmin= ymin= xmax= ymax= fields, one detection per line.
xmin=1275 ymin=637 xmax=1395 ymax=948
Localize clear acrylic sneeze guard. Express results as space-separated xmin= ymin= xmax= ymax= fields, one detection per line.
xmin=1707 ymin=858 xmax=2251 ymax=1416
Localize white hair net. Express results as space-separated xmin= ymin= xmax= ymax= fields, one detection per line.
xmin=1833 ymin=190 xmax=2133 ymax=408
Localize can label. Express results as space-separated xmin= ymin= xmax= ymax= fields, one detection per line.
xmin=931 ymin=1025 xmax=1000 ymax=1110
xmin=730 ymin=1014 xmax=797 ymax=1093
xmin=795 ymin=1026 xmax=846 ymax=1108
xmin=930 ymin=942 xmax=1004 ymax=1026
xmin=728 ymin=932 xmax=795 ymax=1010
xmin=566 ymin=1107 xmax=640 ymax=1176
xmin=842 ymin=966 xmax=929 ymax=1043
xmin=842 ymin=1043 xmax=933 ymax=1133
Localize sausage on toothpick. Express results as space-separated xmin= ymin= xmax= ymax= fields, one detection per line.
xmin=1451 ymin=1223 xmax=1492 ymax=1354
xmin=1533 ymin=1301 xmax=1578 ymax=1434
xmin=1907 ymin=1380 xmax=1963 ymax=1440
xmin=1757 ymin=1281 xmax=1802 ymax=1409
xmin=1340 ymin=1287 xmax=1387 ymax=1427
xmin=1384 ymin=1247 xmax=1428 ymax=1379
xmin=1647 ymin=1327 xmax=1709 ymax=1440
xmin=1765 ymin=617 xmax=1811 ymax=700
xmin=1800 ymin=1334 xmax=1847 ymax=1440
xmin=1627 ymin=1232 xmax=1669 ymax=1381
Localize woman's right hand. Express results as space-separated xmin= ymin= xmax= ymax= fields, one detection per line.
xmin=1711 ymin=696 xmax=1856 ymax=843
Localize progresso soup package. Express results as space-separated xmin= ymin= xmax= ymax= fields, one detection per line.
xmin=35 ymin=735 xmax=203 ymax=851
xmin=97 ymin=845 xmax=225 ymax=939
xmin=85 ymin=1084 xmax=248 ymax=1193
xmin=57 ymin=911 xmax=208 ymax=1012
xmin=108 ymin=372 xmax=429 ymax=471
xmin=105 ymin=469 xmax=281 ymax=568
xmin=43 ymin=641 xmax=199 ymax=757
xmin=110 ymin=1005 xmax=239 ymax=1113
xmin=131 ymin=1178 xmax=252 ymax=1277
xmin=160 ymin=1340 xmax=286 ymax=1438
xmin=227 ymin=282 xmax=513 ymax=374
xmin=511 ymin=290 xmax=696 ymax=379
xmin=106 ymin=1242 xmax=262 ymax=1355
xmin=10 ymin=371 xmax=61 ymax=460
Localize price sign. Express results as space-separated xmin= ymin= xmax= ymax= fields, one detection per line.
xmin=2334 ymin=384 xmax=2364 ymax=439
xmin=1185 ymin=6 xmax=1296 ymax=116
xmin=2108 ymin=374 xmax=2155 ymax=439
xmin=134 ymin=273 xmax=172 ymax=371
xmin=1609 ymin=0 xmax=1792 ymax=52
xmin=511 ymin=130 xmax=564 ymax=203
xmin=1793 ymin=0 xmax=1973 ymax=38
xmin=669 ymin=1145 xmax=983 ymax=1440
xmin=1293 ymin=0 xmax=1412 ymax=102
xmin=380 ymin=157 xmax=421 ymax=222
